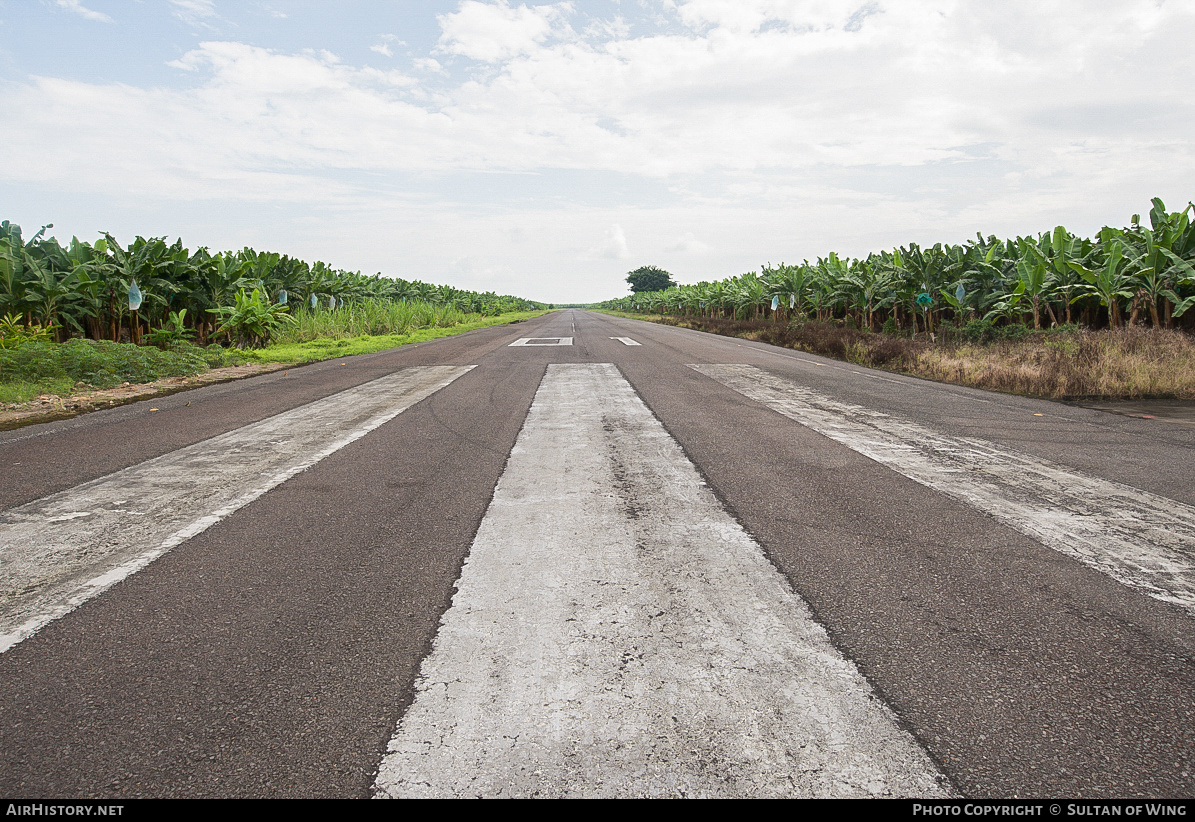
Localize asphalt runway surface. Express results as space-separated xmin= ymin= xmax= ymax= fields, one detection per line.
xmin=1 ymin=309 xmax=1192 ymax=798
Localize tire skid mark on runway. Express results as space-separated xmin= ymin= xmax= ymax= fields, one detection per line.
xmin=694 ymin=363 xmax=1195 ymax=615
xmin=0 ymin=366 xmax=474 ymax=653
xmin=374 ymin=363 xmax=951 ymax=799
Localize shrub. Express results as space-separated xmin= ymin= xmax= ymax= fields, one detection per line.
xmin=998 ymin=323 xmax=1031 ymax=340
xmin=963 ymin=318 xmax=995 ymax=343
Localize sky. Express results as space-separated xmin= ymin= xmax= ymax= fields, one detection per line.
xmin=1 ymin=1 xmax=1193 ymax=304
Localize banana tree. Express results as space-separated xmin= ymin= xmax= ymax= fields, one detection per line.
xmin=1125 ymin=198 xmax=1195 ymax=326
xmin=1068 ymin=239 xmax=1132 ymax=328
xmin=1159 ymin=250 xmax=1195 ymax=319
xmin=20 ymin=253 xmax=85 ymax=339
xmin=766 ymin=263 xmax=811 ymax=322
xmin=939 ymin=280 xmax=969 ymax=323
xmin=0 ymin=235 xmax=26 ymax=320
xmin=1015 ymin=239 xmax=1053 ymax=329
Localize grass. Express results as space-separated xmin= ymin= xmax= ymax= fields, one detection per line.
xmin=598 ymin=311 xmax=1195 ymax=399
xmin=275 ymin=300 xmax=478 ymax=343
xmin=243 ymin=310 xmax=546 ymax=363
xmin=914 ymin=328 xmax=1195 ymax=399
xmin=0 ymin=378 xmax=75 ymax=404
xmin=0 ymin=310 xmax=546 ymax=405
xmin=0 ymin=339 xmax=240 ymax=394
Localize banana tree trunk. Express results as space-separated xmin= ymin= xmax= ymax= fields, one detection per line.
xmin=1045 ymin=300 xmax=1059 ymax=328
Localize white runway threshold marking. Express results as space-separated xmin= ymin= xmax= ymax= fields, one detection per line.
xmin=509 ymin=337 xmax=573 ymax=346
xmin=0 ymin=366 xmax=473 ymax=653
xmin=609 ymin=337 xmax=641 ymax=346
xmin=694 ymin=364 xmax=1195 ymax=615
xmin=373 ymin=363 xmax=950 ymax=799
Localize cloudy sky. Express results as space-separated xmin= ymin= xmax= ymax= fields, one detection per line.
xmin=1 ymin=1 xmax=1193 ymax=303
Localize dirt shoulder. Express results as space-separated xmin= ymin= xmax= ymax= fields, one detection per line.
xmin=0 ymin=362 xmax=297 ymax=431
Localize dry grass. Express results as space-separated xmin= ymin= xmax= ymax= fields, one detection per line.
xmin=605 ymin=312 xmax=1195 ymax=399
xmin=914 ymin=328 xmax=1195 ymax=399
xmin=618 ymin=315 xmax=925 ymax=369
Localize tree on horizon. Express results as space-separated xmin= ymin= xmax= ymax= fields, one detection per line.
xmin=626 ymin=265 xmax=675 ymax=293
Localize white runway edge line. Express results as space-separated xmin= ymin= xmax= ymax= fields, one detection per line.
xmin=0 ymin=366 xmax=474 ymax=654
xmin=694 ymin=364 xmax=1195 ymax=615
xmin=373 ymin=363 xmax=951 ymax=799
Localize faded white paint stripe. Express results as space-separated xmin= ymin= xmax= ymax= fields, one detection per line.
xmin=373 ymin=363 xmax=950 ymax=799
xmin=0 ymin=366 xmax=474 ymax=653
xmin=694 ymin=364 xmax=1195 ymax=615
xmin=609 ymin=336 xmax=642 ymax=346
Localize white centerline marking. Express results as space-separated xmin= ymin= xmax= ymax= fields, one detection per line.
xmin=374 ymin=363 xmax=950 ymax=799
xmin=694 ymin=364 xmax=1195 ymax=614
xmin=609 ymin=336 xmax=642 ymax=346
xmin=0 ymin=366 xmax=474 ymax=654
xmin=509 ymin=337 xmax=573 ymax=346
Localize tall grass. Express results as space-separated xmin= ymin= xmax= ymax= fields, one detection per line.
xmin=276 ymin=299 xmax=472 ymax=343
xmin=915 ymin=328 xmax=1195 ymax=398
xmin=245 ymin=309 xmax=546 ymax=364
xmin=609 ymin=312 xmax=1195 ymax=399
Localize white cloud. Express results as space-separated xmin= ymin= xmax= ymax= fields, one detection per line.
xmin=414 ymin=57 xmax=445 ymax=73
xmin=669 ymin=0 xmax=865 ymax=33
xmin=371 ymin=34 xmax=404 ymax=58
xmin=437 ymin=1 xmax=573 ymax=62
xmin=583 ymin=14 xmax=630 ymax=40
xmin=170 ymin=0 xmax=218 ymax=27
xmin=592 ymin=224 xmax=630 ymax=259
xmin=54 ymin=0 xmax=111 ymax=23
xmin=16 ymin=2 xmax=1193 ymax=188
xmin=6 ymin=1 xmax=1195 ymax=301
xmin=667 ymin=232 xmax=710 ymax=254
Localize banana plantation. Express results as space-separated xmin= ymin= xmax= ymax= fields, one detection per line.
xmin=0 ymin=221 xmax=541 ymax=347
xmin=603 ymin=198 xmax=1195 ymax=336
